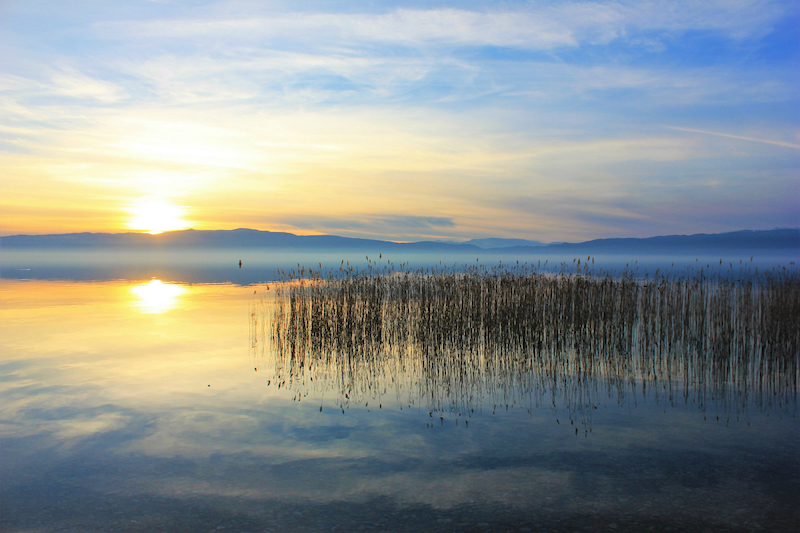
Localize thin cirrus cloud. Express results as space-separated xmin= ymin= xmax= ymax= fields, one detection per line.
xmin=276 ymin=215 xmax=457 ymax=240
xmin=665 ymin=127 xmax=800 ymax=149
xmin=0 ymin=0 xmax=798 ymax=241
xmin=92 ymin=2 xmax=786 ymax=48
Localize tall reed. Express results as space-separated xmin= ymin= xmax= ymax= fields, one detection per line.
xmin=251 ymin=259 xmax=799 ymax=429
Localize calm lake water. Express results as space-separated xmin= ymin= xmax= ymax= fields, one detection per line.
xmin=1 ymin=252 xmax=798 ymax=532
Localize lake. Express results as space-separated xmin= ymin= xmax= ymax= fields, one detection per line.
xmin=1 ymin=251 xmax=798 ymax=532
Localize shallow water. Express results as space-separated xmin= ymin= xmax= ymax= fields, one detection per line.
xmin=2 ymin=247 xmax=797 ymax=284
xmin=1 ymin=275 xmax=798 ymax=532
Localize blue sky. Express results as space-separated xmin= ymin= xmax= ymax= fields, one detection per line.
xmin=0 ymin=0 xmax=798 ymax=241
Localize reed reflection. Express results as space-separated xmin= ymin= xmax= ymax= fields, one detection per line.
xmin=130 ymin=279 xmax=187 ymax=314
xmin=251 ymin=260 xmax=798 ymax=431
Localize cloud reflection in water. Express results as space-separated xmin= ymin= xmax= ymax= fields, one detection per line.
xmin=2 ymin=277 xmax=799 ymax=532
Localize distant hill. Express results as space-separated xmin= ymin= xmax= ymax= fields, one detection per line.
xmin=1 ymin=228 xmax=797 ymax=255
xmin=529 ymin=228 xmax=800 ymax=254
xmin=0 ymin=228 xmax=479 ymax=252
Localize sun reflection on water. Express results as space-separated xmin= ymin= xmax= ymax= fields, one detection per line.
xmin=130 ymin=279 xmax=187 ymax=314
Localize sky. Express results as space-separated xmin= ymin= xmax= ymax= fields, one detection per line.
xmin=0 ymin=0 xmax=798 ymax=242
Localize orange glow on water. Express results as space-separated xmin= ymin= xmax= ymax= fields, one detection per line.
xmin=130 ymin=279 xmax=187 ymax=313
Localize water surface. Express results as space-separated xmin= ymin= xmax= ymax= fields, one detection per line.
xmin=1 ymin=272 xmax=798 ymax=532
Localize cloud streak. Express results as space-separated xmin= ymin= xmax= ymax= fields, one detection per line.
xmin=666 ymin=127 xmax=800 ymax=149
xmin=93 ymin=2 xmax=790 ymax=49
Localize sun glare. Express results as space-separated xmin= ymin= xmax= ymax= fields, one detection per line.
xmin=130 ymin=279 xmax=187 ymax=314
xmin=128 ymin=199 xmax=189 ymax=234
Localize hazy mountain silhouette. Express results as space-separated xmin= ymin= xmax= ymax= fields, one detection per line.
xmin=512 ymin=228 xmax=799 ymax=254
xmin=0 ymin=228 xmax=477 ymax=252
xmin=2 ymin=227 xmax=798 ymax=254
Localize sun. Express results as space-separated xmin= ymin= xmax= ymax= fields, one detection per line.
xmin=127 ymin=199 xmax=189 ymax=234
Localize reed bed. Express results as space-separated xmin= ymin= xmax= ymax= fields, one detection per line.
xmin=251 ymin=259 xmax=799 ymax=429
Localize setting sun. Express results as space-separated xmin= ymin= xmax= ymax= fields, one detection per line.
xmin=127 ymin=200 xmax=189 ymax=234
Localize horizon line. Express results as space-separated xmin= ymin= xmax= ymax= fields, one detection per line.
xmin=2 ymin=226 xmax=798 ymax=244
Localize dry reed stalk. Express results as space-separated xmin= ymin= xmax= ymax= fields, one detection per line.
xmin=251 ymin=260 xmax=799 ymax=428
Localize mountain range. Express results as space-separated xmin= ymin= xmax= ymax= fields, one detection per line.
xmin=2 ymin=228 xmax=798 ymax=254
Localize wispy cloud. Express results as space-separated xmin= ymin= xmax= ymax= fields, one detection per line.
xmin=250 ymin=215 xmax=456 ymax=241
xmin=93 ymin=2 xmax=790 ymax=49
xmin=666 ymin=127 xmax=800 ymax=149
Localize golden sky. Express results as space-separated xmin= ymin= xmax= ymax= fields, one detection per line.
xmin=1 ymin=1 xmax=798 ymax=242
